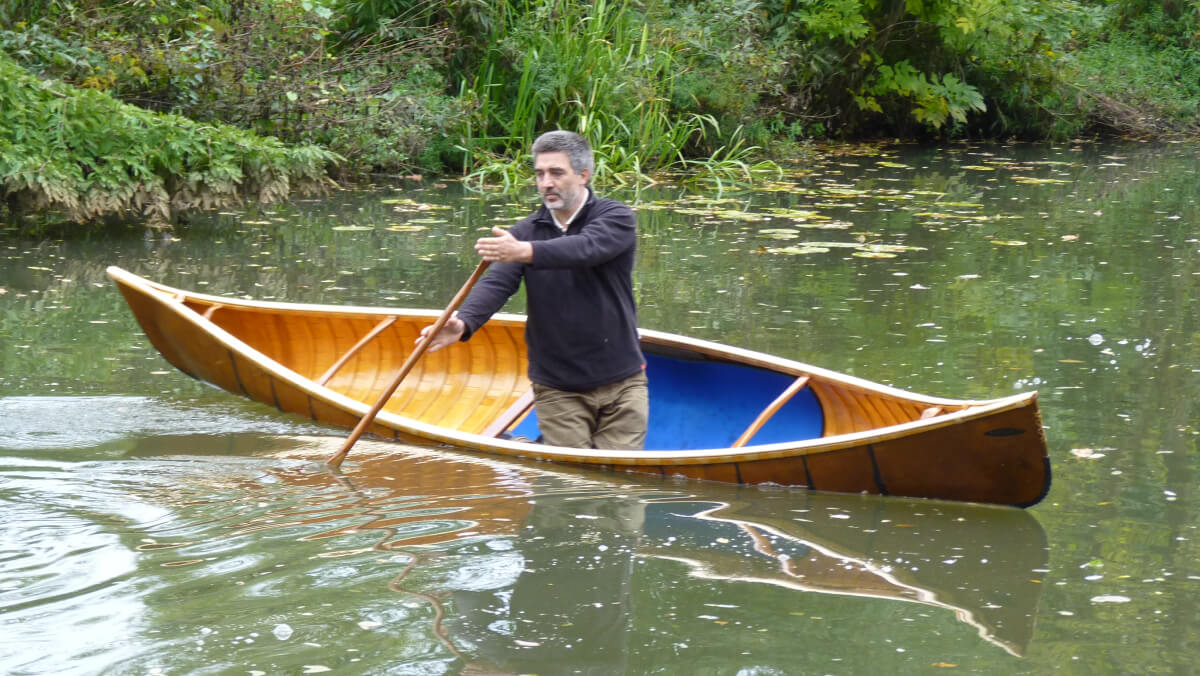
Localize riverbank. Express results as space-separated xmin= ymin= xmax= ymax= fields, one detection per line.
xmin=2 ymin=1 xmax=1197 ymax=229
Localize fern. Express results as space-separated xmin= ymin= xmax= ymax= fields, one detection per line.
xmin=0 ymin=53 xmax=340 ymax=228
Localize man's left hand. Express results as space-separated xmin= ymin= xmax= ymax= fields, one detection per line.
xmin=475 ymin=227 xmax=533 ymax=263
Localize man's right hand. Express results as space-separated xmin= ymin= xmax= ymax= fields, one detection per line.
xmin=419 ymin=316 xmax=465 ymax=353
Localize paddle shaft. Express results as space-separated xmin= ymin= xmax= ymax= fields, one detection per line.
xmin=325 ymin=261 xmax=491 ymax=468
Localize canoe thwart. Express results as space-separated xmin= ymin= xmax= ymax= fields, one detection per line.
xmin=733 ymin=376 xmax=811 ymax=448
xmin=317 ymin=315 xmax=399 ymax=386
xmin=483 ymin=388 xmax=536 ymax=438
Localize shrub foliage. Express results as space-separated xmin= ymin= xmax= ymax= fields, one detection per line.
xmin=0 ymin=53 xmax=338 ymax=227
xmin=1 ymin=0 xmax=1197 ymax=226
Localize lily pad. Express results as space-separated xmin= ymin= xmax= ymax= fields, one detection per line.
xmin=765 ymin=208 xmax=827 ymax=220
xmin=1011 ymin=176 xmax=1069 ymax=185
xmin=764 ymin=246 xmax=831 ymax=255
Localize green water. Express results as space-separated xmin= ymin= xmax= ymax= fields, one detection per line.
xmin=2 ymin=141 xmax=1199 ymax=674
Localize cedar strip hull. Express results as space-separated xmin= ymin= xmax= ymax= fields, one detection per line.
xmin=108 ymin=266 xmax=1052 ymax=507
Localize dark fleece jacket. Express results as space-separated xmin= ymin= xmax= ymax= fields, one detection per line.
xmin=456 ymin=189 xmax=644 ymax=392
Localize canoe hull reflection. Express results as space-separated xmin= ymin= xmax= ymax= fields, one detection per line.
xmin=107 ymin=266 xmax=1051 ymax=507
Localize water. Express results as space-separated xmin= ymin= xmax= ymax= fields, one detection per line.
xmin=2 ymin=140 xmax=1199 ymax=674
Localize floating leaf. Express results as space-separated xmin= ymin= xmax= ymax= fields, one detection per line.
xmin=1012 ymin=176 xmax=1069 ymax=185
xmin=765 ymin=208 xmax=827 ymax=220
xmin=961 ymin=165 xmax=995 ymax=171
xmin=331 ymin=225 xmax=374 ymax=231
xmin=381 ymin=198 xmax=450 ymax=210
xmin=991 ymin=240 xmax=1027 ymax=246
xmin=1090 ymin=595 xmax=1131 ymax=604
xmin=822 ymin=187 xmax=866 ymax=197
xmin=712 ymin=209 xmax=766 ymax=222
xmin=385 ymin=225 xmax=428 ymax=232
xmin=853 ymin=251 xmax=898 ymax=258
xmin=764 ymin=246 xmax=831 ymax=255
xmin=759 ymin=228 xmax=802 ymax=237
xmin=860 ymin=243 xmax=927 ymax=253
xmin=877 ymin=161 xmax=911 ymax=169
xmin=807 ymin=241 xmax=862 ymax=249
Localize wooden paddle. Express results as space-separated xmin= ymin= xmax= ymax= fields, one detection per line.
xmin=325 ymin=261 xmax=491 ymax=468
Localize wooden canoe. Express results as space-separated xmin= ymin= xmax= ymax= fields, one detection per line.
xmin=106 ymin=266 xmax=1051 ymax=507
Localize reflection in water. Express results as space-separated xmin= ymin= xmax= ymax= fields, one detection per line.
xmin=166 ymin=438 xmax=1044 ymax=672
xmin=443 ymin=487 xmax=1046 ymax=673
xmin=638 ymin=494 xmax=1046 ymax=657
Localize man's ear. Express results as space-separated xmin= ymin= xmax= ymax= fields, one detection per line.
xmin=579 ymin=168 xmax=592 ymax=185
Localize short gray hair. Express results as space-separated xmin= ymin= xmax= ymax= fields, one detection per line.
xmin=531 ymin=130 xmax=594 ymax=175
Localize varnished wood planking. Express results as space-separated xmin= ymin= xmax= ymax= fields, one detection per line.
xmin=433 ymin=347 xmax=481 ymax=431
xmin=736 ymin=456 xmax=811 ymax=487
xmin=870 ymin=405 xmax=1049 ymax=505
xmin=804 ymin=445 xmax=881 ymax=494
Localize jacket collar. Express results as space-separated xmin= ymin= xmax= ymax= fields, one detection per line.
xmin=533 ymin=188 xmax=595 ymax=231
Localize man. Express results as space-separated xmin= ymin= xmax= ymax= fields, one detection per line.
xmin=420 ymin=130 xmax=648 ymax=450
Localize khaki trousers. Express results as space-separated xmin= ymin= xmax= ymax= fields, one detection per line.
xmin=532 ymin=371 xmax=648 ymax=450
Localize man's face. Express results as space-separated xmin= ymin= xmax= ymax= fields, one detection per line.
xmin=534 ymin=151 xmax=590 ymax=214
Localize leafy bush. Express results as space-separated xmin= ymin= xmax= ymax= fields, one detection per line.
xmin=2 ymin=0 xmax=468 ymax=176
xmin=0 ymin=53 xmax=339 ymax=227
xmin=1060 ymin=1 xmax=1200 ymax=137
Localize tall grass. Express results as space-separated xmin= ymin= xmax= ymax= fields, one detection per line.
xmin=457 ymin=0 xmax=747 ymax=190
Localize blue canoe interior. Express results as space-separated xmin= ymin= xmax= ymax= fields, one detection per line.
xmin=512 ymin=350 xmax=825 ymax=450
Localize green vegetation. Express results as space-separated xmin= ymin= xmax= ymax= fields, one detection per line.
xmin=0 ymin=52 xmax=338 ymax=229
xmin=1 ymin=0 xmax=1197 ymax=228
